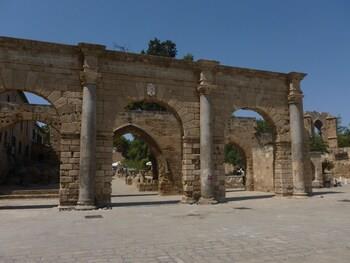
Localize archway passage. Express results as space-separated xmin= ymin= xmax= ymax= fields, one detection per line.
xmin=224 ymin=109 xmax=276 ymax=193
xmin=224 ymin=142 xmax=247 ymax=190
xmin=113 ymin=128 xmax=159 ymax=194
xmin=0 ymin=91 xmax=60 ymax=199
xmin=112 ymin=124 xmax=179 ymax=199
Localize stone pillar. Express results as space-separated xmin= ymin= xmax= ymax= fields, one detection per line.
xmin=310 ymin=152 xmax=324 ymax=188
xmin=197 ymin=60 xmax=219 ymax=204
xmin=288 ymin=73 xmax=309 ymax=197
xmin=76 ymin=71 xmax=99 ymax=209
xmin=245 ymin=156 xmax=254 ymax=191
xmin=76 ymin=43 xmax=104 ymax=210
xmin=326 ymin=116 xmax=338 ymax=150
xmin=303 ymin=114 xmax=313 ymax=138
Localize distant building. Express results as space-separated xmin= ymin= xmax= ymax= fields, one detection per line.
xmin=0 ymin=91 xmax=45 ymax=183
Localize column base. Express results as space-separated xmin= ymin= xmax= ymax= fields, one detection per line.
xmin=312 ymin=180 xmax=323 ymax=188
xmin=293 ymin=192 xmax=310 ymax=198
xmin=181 ymin=196 xmax=196 ymax=204
xmin=75 ymin=201 xmax=96 ymax=210
xmin=58 ymin=205 xmax=75 ymax=211
xmin=198 ymin=197 xmax=218 ymax=205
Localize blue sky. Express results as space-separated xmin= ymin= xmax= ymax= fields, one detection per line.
xmin=1 ymin=0 xmax=349 ymax=125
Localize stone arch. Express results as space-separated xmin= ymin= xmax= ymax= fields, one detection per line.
xmin=0 ymin=103 xmax=61 ymax=132
xmin=224 ymin=107 xmax=282 ymax=194
xmin=110 ymin=96 xmax=199 ymax=202
xmin=113 ymin=123 xmax=174 ymax=194
xmin=118 ymin=98 xmax=185 ymax=138
xmin=0 ymin=87 xmax=81 ymax=206
xmin=314 ymin=119 xmax=324 ymax=136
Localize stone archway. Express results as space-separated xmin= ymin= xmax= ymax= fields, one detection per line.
xmin=113 ymin=124 xmax=175 ymax=195
xmin=0 ymin=91 xmax=62 ymax=197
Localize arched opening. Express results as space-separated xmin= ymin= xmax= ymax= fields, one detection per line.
xmin=310 ymin=119 xmax=328 ymax=153
xmin=224 ymin=142 xmax=247 ymax=190
xmin=225 ymin=108 xmax=276 ymax=193
xmin=314 ymin=119 xmax=323 ymax=136
xmin=112 ymin=125 xmax=171 ymax=197
xmin=0 ymin=91 xmax=60 ymax=200
xmin=109 ymin=99 xmax=184 ymax=204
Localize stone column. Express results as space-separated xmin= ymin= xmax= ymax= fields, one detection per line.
xmin=288 ymin=73 xmax=309 ymax=197
xmin=76 ymin=43 xmax=104 ymax=210
xmin=197 ymin=60 xmax=219 ymax=204
xmin=310 ymin=152 xmax=324 ymax=188
xmin=76 ymin=69 xmax=99 ymax=209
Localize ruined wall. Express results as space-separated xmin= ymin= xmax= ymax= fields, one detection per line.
xmin=252 ymin=145 xmax=274 ymax=192
xmin=0 ymin=38 xmax=82 ymax=206
xmin=0 ymin=36 xmax=309 ymax=206
xmin=214 ymin=69 xmax=296 ymax=198
xmin=330 ymin=148 xmax=350 ymax=179
xmin=224 ymin=117 xmax=275 ymax=192
xmin=304 ymin=111 xmax=338 ymax=150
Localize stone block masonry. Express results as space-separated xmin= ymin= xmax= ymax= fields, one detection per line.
xmin=0 ymin=36 xmax=311 ymax=208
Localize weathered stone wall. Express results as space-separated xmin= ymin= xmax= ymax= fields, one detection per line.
xmin=213 ymin=70 xmax=297 ymax=198
xmin=252 ymin=145 xmax=274 ymax=192
xmin=0 ymin=36 xmax=311 ymax=207
xmin=224 ymin=117 xmax=256 ymax=190
xmin=330 ymin=148 xmax=350 ymax=179
xmin=224 ymin=117 xmax=275 ymax=192
xmin=0 ymin=38 xmax=83 ymax=206
xmin=304 ymin=111 xmax=338 ymax=150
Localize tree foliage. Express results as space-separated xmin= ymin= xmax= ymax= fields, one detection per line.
xmin=141 ymin=38 xmax=177 ymax=58
xmin=114 ymin=135 xmax=152 ymax=170
xmin=126 ymin=101 xmax=167 ymax=112
xmin=309 ymin=134 xmax=328 ymax=153
xmin=256 ymin=119 xmax=273 ymax=135
xmin=337 ymin=121 xmax=350 ymax=148
xmin=224 ymin=144 xmax=245 ymax=168
xmin=183 ymin=53 xmax=194 ymax=61
xmin=113 ymin=135 xmax=130 ymax=157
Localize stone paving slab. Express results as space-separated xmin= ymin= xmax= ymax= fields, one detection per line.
xmin=1 ymin=184 xmax=350 ymax=262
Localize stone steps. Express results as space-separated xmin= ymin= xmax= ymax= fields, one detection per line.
xmin=0 ymin=188 xmax=59 ymax=199
xmin=0 ymin=193 xmax=59 ymax=199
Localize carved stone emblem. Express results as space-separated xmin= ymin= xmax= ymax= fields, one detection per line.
xmin=146 ymin=83 xmax=156 ymax=96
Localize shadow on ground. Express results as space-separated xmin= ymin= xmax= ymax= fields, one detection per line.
xmin=312 ymin=191 xmax=344 ymax=196
xmin=225 ymin=194 xmax=275 ymax=202
xmin=110 ymin=200 xmax=180 ymax=207
xmin=111 ymin=193 xmax=158 ymax=198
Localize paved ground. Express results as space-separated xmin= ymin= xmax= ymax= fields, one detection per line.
xmin=1 ymin=178 xmax=350 ymax=263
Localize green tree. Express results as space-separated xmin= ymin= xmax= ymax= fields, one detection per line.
xmin=113 ymin=135 xmax=130 ymax=157
xmin=126 ymin=101 xmax=167 ymax=112
xmin=124 ymin=138 xmax=152 ymax=169
xmin=256 ymin=119 xmax=273 ymax=135
xmin=309 ymin=134 xmax=328 ymax=153
xmin=224 ymin=144 xmax=245 ymax=168
xmin=183 ymin=53 xmax=194 ymax=61
xmin=337 ymin=116 xmax=350 ymax=147
xmin=141 ymin=38 xmax=177 ymax=58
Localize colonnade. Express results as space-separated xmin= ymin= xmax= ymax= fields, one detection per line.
xmin=75 ymin=61 xmax=308 ymax=209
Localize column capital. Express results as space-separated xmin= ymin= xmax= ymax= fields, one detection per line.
xmin=79 ymin=42 xmax=105 ymax=72
xmin=197 ymin=60 xmax=219 ymax=96
xmin=287 ymin=72 xmax=306 ymax=105
xmin=197 ymin=84 xmax=217 ymax=95
xmin=80 ymin=69 xmax=101 ymax=86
